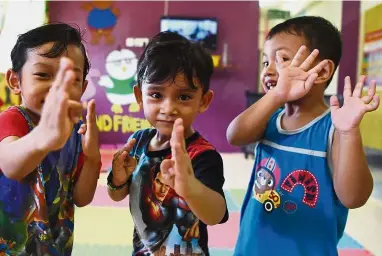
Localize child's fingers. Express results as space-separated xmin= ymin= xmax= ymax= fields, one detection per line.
xmin=299 ymin=49 xmax=319 ymax=71
xmin=67 ymin=100 xmax=84 ymax=124
xmin=343 ymin=76 xmax=352 ymax=99
xmin=61 ymin=69 xmax=76 ymax=94
xmin=52 ymin=58 xmax=73 ymax=91
xmin=85 ymin=99 xmax=98 ymax=135
xmin=365 ymin=95 xmax=380 ymax=112
xmin=77 ymin=124 xmax=87 ymax=135
xmin=308 ymin=59 xmax=328 ymax=76
xmin=304 ymin=73 xmax=318 ymax=92
xmin=330 ymin=95 xmax=340 ymax=111
xmin=123 ymin=139 xmax=136 ymax=153
xmin=113 ymin=139 xmax=137 ymax=162
xmin=56 ymin=93 xmax=70 ymax=122
xmin=275 ymin=51 xmax=288 ymax=70
xmin=362 ymin=80 xmax=376 ymax=104
xmin=86 ymin=99 xmax=96 ymax=124
xmin=115 ymin=151 xmax=128 ymax=167
xmin=160 ymin=159 xmax=175 ymax=187
xmin=352 ymin=75 xmax=365 ymax=98
xmin=290 ymin=45 xmax=307 ymax=67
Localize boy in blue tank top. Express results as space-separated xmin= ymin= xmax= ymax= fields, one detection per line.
xmin=227 ymin=16 xmax=379 ymax=256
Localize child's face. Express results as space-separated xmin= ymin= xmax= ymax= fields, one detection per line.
xmin=135 ymin=73 xmax=213 ymax=138
xmin=10 ymin=42 xmax=87 ymax=116
xmin=261 ymin=32 xmax=310 ymax=93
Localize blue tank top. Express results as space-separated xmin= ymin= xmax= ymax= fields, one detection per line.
xmin=234 ymin=108 xmax=348 ymax=256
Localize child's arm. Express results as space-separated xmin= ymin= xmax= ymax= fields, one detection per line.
xmin=226 ymin=91 xmax=284 ymax=146
xmin=330 ymin=76 xmax=379 ymax=209
xmin=107 ymin=139 xmax=137 ymax=201
xmin=160 ymin=119 xmax=227 ymax=225
xmin=0 ymin=58 xmax=84 ymax=181
xmin=73 ymin=100 xmax=102 ymax=207
xmin=227 ymin=46 xmax=328 ymax=146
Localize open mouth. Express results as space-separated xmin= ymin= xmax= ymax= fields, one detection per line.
xmin=266 ymin=82 xmax=277 ymax=90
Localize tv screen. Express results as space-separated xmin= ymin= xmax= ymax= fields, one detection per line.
xmin=160 ymin=16 xmax=218 ymax=50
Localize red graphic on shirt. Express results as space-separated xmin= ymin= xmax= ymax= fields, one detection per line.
xmin=281 ymin=170 xmax=319 ymax=208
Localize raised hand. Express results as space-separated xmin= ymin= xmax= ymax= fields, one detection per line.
xmin=272 ymin=45 xmax=328 ymax=102
xmin=78 ymin=99 xmax=100 ymax=159
xmin=36 ymin=57 xmax=84 ymax=152
xmin=331 ymin=76 xmax=380 ymax=134
xmin=160 ymin=119 xmax=196 ymax=199
xmin=111 ymin=139 xmax=137 ymax=186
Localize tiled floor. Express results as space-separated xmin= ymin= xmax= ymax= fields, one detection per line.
xmin=71 ymin=152 xmax=382 ymax=256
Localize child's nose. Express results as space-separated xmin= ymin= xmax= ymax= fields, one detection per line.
xmin=265 ymin=62 xmax=277 ymax=76
xmin=160 ymin=99 xmax=177 ymax=115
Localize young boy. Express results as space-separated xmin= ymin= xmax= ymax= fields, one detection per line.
xmin=0 ymin=24 xmax=101 ymax=255
xmin=107 ymin=31 xmax=228 ymax=256
xmin=227 ymin=16 xmax=379 ymax=255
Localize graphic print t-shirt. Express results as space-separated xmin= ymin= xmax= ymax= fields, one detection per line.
xmin=126 ymin=129 xmax=228 ymax=256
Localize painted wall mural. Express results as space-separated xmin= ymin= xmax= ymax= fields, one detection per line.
xmin=82 ymin=1 xmax=119 ymax=45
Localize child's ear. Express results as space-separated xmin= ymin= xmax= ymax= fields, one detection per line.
xmin=81 ymin=80 xmax=88 ymax=94
xmin=133 ymin=84 xmax=143 ymax=109
xmin=6 ymin=69 xmax=21 ymax=95
xmin=198 ymin=90 xmax=214 ymax=113
xmin=314 ymin=59 xmax=335 ymax=85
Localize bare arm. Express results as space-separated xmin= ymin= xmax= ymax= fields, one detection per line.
xmin=227 ymin=47 xmax=328 ymax=146
xmin=73 ymin=155 xmax=101 ymax=207
xmin=0 ymin=129 xmax=50 ymax=180
xmin=184 ymin=178 xmax=226 ymax=225
xmin=226 ymin=91 xmax=284 ymax=146
xmin=331 ymin=129 xmax=373 ymax=208
xmin=0 ymin=58 xmax=85 ymax=181
xmin=330 ymin=76 xmax=379 ymax=209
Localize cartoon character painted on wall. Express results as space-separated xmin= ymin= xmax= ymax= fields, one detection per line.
xmin=82 ymin=1 xmax=119 ymax=45
xmin=253 ymin=157 xmax=282 ymax=213
xmin=99 ymin=48 xmax=140 ymax=114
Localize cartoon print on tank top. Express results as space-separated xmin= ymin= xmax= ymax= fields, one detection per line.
xmin=252 ymin=157 xmax=319 ymax=214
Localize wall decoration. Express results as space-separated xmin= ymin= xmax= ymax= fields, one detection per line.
xmin=362 ymin=3 xmax=382 ymax=86
xmin=126 ymin=37 xmax=150 ymax=48
xmin=98 ymin=47 xmax=139 ymax=114
xmin=82 ymin=1 xmax=119 ymax=45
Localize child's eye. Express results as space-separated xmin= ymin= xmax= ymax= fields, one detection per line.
xmin=34 ymin=72 xmax=50 ymax=79
xmin=179 ymin=95 xmax=191 ymax=101
xmin=262 ymin=61 xmax=269 ymax=67
xmin=282 ymin=57 xmax=290 ymax=62
xmin=149 ymin=93 xmax=162 ymax=99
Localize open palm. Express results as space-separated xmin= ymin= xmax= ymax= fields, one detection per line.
xmin=274 ymin=46 xmax=328 ymax=102
xmin=160 ymin=119 xmax=195 ymax=199
xmin=331 ymin=76 xmax=379 ymax=133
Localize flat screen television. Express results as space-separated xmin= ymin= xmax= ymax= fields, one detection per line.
xmin=160 ymin=16 xmax=218 ymax=50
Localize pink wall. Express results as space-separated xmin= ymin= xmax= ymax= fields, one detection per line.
xmin=48 ymin=1 xmax=260 ymax=152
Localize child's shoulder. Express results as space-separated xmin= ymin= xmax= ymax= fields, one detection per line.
xmin=129 ymin=128 xmax=154 ymax=144
xmin=0 ymin=106 xmax=24 ymax=119
xmin=0 ymin=106 xmax=30 ymax=140
xmin=186 ymin=132 xmax=220 ymax=160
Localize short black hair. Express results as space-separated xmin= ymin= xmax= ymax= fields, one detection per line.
xmin=137 ymin=31 xmax=213 ymax=94
xmin=11 ymin=23 xmax=90 ymax=80
xmin=267 ymin=16 xmax=342 ymax=86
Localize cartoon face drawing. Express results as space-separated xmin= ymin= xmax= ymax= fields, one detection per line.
xmin=254 ymin=168 xmax=275 ymax=194
xmin=105 ymin=49 xmax=137 ymax=80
